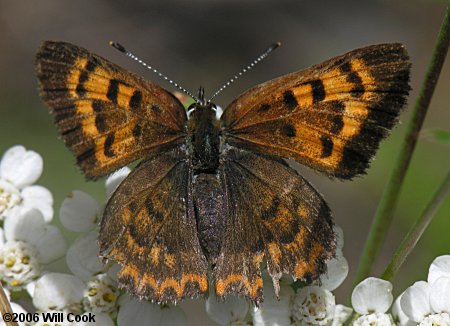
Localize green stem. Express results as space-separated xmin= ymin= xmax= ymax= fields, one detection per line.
xmin=382 ymin=170 xmax=450 ymax=281
xmin=353 ymin=1 xmax=450 ymax=287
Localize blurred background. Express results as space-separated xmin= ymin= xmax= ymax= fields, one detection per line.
xmin=0 ymin=0 xmax=449 ymax=324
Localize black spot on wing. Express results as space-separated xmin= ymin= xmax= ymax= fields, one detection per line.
xmin=340 ymin=62 xmax=364 ymax=97
xmin=309 ymin=79 xmax=325 ymax=103
xmin=129 ymin=90 xmax=142 ymax=111
xmin=107 ymin=79 xmax=120 ymax=104
xmin=261 ymin=197 xmax=280 ymax=220
xmin=104 ymin=133 xmax=115 ymax=157
xmin=77 ymin=147 xmax=96 ymax=164
xmin=320 ymin=135 xmax=333 ymax=158
xmin=280 ymin=123 xmax=297 ymax=138
xmin=132 ymin=124 xmax=142 ymax=138
xmin=92 ymin=100 xmax=104 ymax=112
xmin=283 ymin=90 xmax=298 ymax=110
xmin=330 ymin=101 xmax=345 ymax=134
xmin=95 ymin=115 xmax=106 ymax=132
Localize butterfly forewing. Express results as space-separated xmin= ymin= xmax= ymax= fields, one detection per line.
xmin=99 ymin=147 xmax=208 ymax=303
xmin=36 ymin=41 xmax=187 ymax=179
xmin=221 ymin=43 xmax=410 ymax=179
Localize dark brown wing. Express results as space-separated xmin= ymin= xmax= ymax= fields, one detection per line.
xmin=221 ymin=43 xmax=410 ymax=179
xmin=214 ymin=147 xmax=335 ymax=303
xmin=36 ymin=41 xmax=187 ymax=179
xmin=98 ymin=148 xmax=208 ymax=303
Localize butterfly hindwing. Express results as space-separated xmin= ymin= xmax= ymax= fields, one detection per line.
xmin=221 ymin=43 xmax=410 ymax=179
xmin=36 ymin=41 xmax=187 ymax=179
xmin=98 ymin=148 xmax=208 ymax=303
xmin=214 ymin=147 xmax=335 ymax=303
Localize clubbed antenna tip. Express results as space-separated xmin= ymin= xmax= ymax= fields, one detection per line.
xmin=109 ymin=41 xmax=126 ymax=53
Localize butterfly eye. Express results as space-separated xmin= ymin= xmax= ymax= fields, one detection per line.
xmin=187 ymin=103 xmax=197 ymax=117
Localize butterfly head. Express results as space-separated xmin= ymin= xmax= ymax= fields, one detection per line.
xmin=187 ymin=87 xmax=218 ymax=117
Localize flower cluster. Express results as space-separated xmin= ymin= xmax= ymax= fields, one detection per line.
xmin=1 ymin=145 xmax=449 ymax=326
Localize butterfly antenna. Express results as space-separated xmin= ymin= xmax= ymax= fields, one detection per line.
xmin=110 ymin=41 xmax=198 ymax=102
xmin=207 ymin=42 xmax=281 ymax=103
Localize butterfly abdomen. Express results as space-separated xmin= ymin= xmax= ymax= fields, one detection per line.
xmin=192 ymin=173 xmax=227 ymax=262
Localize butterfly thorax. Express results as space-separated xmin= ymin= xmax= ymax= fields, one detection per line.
xmin=187 ymin=103 xmax=221 ymax=174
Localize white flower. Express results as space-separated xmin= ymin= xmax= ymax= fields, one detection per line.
xmin=351 ymin=277 xmax=394 ymax=325
xmin=206 ymin=291 xmax=249 ymax=325
xmin=66 ymin=231 xmax=104 ymax=281
xmin=401 ymin=281 xmax=432 ymax=321
xmin=351 ymin=277 xmax=393 ymax=314
xmin=419 ymin=313 xmax=450 ymax=326
xmin=83 ymin=273 xmax=120 ymax=316
xmin=428 ymin=255 xmax=450 ymax=284
xmin=391 ymin=294 xmax=415 ymax=326
xmin=353 ymin=312 xmax=395 ymax=325
xmin=331 ymin=304 xmax=353 ymax=326
xmin=292 ymin=285 xmax=335 ymax=325
xmin=0 ymin=145 xmax=53 ymax=222
xmin=399 ymin=255 xmax=450 ymax=324
xmin=0 ymin=240 xmax=40 ymax=289
xmin=32 ymin=272 xmax=85 ymax=311
xmin=0 ymin=208 xmax=66 ymax=289
xmin=4 ymin=208 xmax=66 ymax=264
xmin=252 ymin=280 xmax=293 ymax=326
xmin=117 ymin=294 xmax=187 ymax=326
xmin=60 ymin=190 xmax=101 ymax=232
xmin=429 ymin=277 xmax=450 ymax=314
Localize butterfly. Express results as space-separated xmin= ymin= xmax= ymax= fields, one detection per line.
xmin=35 ymin=41 xmax=410 ymax=304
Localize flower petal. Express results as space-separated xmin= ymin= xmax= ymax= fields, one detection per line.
xmin=118 ymin=296 xmax=162 ymax=326
xmin=331 ymin=304 xmax=352 ymax=326
xmin=60 ymin=190 xmax=100 ymax=232
xmin=21 ymin=185 xmax=53 ymax=222
xmin=429 ymin=276 xmax=450 ymax=313
xmin=0 ymin=146 xmax=43 ymax=188
xmin=66 ymin=231 xmax=103 ymax=281
xmin=206 ymin=292 xmax=249 ymax=325
xmin=4 ymin=208 xmax=46 ymax=242
xmin=252 ymin=282 xmax=293 ymax=326
xmin=391 ymin=293 xmax=416 ymax=326
xmin=160 ymin=306 xmax=187 ymax=326
xmin=32 ymin=273 xmax=84 ymax=311
xmin=105 ymin=167 xmax=131 ymax=199
xmin=400 ymin=281 xmax=432 ymax=322
xmin=351 ymin=277 xmax=393 ymax=314
xmin=428 ymin=255 xmax=450 ymax=285
xmin=319 ymin=253 xmax=349 ymax=291
xmin=32 ymin=225 xmax=67 ymax=264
